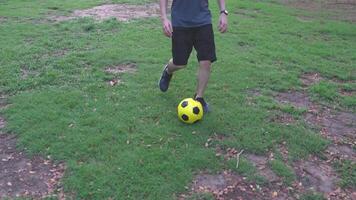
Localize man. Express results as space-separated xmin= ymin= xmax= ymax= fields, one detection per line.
xmin=158 ymin=0 xmax=228 ymax=113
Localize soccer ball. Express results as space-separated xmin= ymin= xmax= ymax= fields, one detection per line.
xmin=177 ymin=98 xmax=203 ymax=124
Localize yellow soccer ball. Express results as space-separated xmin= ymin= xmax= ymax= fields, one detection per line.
xmin=177 ymin=98 xmax=203 ymax=124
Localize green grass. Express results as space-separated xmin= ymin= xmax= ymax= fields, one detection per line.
xmin=269 ymin=159 xmax=296 ymax=185
xmin=1 ymin=0 xmax=355 ymax=199
xmin=187 ymin=193 xmax=215 ymax=200
xmin=300 ymin=193 xmax=326 ymax=200
xmin=227 ymin=157 xmax=267 ymax=185
xmin=334 ymin=160 xmax=356 ymax=188
xmin=309 ymin=80 xmax=356 ymax=109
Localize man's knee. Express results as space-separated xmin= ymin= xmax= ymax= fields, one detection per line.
xmin=199 ymin=60 xmax=212 ymax=69
xmin=169 ymin=59 xmax=186 ymax=69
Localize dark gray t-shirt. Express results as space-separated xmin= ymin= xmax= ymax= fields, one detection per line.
xmin=171 ymin=0 xmax=212 ymax=28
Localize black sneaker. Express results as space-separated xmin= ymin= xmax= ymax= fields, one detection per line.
xmin=195 ymin=97 xmax=210 ymax=114
xmin=158 ymin=65 xmax=172 ymax=92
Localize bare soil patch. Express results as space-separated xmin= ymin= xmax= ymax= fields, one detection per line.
xmin=276 ymin=89 xmax=355 ymax=144
xmin=283 ymin=0 xmax=356 ymax=23
xmin=340 ymin=89 xmax=356 ymax=96
xmin=300 ymin=72 xmax=322 ymax=87
xmin=0 ymin=117 xmax=5 ymax=129
xmin=105 ymin=63 xmax=137 ymax=86
xmin=246 ymin=154 xmax=280 ymax=182
xmin=214 ymin=146 xmax=238 ymax=160
xmin=0 ymin=134 xmax=65 ymax=199
xmin=0 ymin=16 xmax=7 ymax=23
xmin=233 ymin=8 xmax=262 ymax=19
xmin=20 ymin=67 xmax=40 ymax=80
xmin=0 ymin=95 xmax=65 ymax=199
xmin=276 ymin=91 xmax=312 ymax=109
xmin=105 ymin=63 xmax=137 ymax=74
xmin=270 ymin=112 xmax=296 ymax=125
xmin=271 ymin=74 xmax=356 ymax=199
xmin=0 ymin=95 xmax=8 ymax=109
xmin=182 ymin=170 xmax=292 ymax=200
xmin=52 ymin=4 xmax=160 ymax=22
xmin=305 ymin=105 xmax=356 ymax=144
xmin=326 ymin=144 xmax=356 ymax=162
xmin=295 ymin=158 xmax=338 ymax=193
xmin=291 ymin=155 xmax=356 ymax=199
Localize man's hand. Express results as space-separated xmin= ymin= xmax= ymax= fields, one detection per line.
xmin=218 ymin=14 xmax=228 ymax=33
xmin=162 ymin=18 xmax=173 ymax=38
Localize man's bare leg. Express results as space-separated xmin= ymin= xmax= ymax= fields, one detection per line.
xmin=166 ymin=58 xmax=186 ymax=74
xmin=195 ymin=60 xmax=211 ymax=98
xmin=159 ymin=58 xmax=186 ymax=92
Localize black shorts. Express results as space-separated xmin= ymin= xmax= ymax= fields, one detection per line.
xmin=172 ymin=24 xmax=217 ymax=66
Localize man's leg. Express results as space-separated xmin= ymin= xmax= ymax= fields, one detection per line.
xmin=166 ymin=58 xmax=186 ymax=74
xmin=194 ymin=60 xmax=211 ymax=113
xmin=159 ymin=26 xmax=193 ymax=92
xmin=195 ymin=60 xmax=211 ymax=98
xmin=159 ymin=58 xmax=187 ymax=92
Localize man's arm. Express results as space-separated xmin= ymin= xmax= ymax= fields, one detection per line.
xmin=217 ymin=0 xmax=228 ymax=33
xmin=160 ymin=0 xmax=173 ymax=37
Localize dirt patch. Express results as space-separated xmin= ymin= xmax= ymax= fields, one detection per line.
xmin=283 ymin=0 xmax=356 ymax=23
xmin=274 ymin=86 xmax=355 ymax=199
xmin=326 ymin=144 xmax=356 ymax=162
xmin=105 ymin=63 xmax=137 ymax=74
xmin=246 ymin=154 xmax=280 ymax=182
xmin=245 ymin=89 xmax=262 ymax=106
xmin=214 ymin=146 xmax=239 ymax=160
xmin=276 ymin=91 xmax=312 ymax=109
xmin=0 ymin=95 xmax=6 ymax=130
xmin=108 ymin=79 xmax=122 ymax=87
xmin=300 ymin=72 xmax=322 ymax=87
xmin=305 ymin=106 xmax=356 ymax=144
xmin=0 ymin=95 xmax=66 ymax=199
xmin=295 ymin=159 xmax=338 ymax=193
xmin=0 ymin=95 xmax=7 ymax=108
xmin=0 ymin=134 xmax=65 ymax=199
xmin=0 ymin=16 xmax=7 ymax=23
xmin=52 ymin=4 xmax=160 ymax=22
xmin=0 ymin=117 xmax=5 ymax=129
xmin=182 ymin=170 xmax=292 ymax=200
xmin=20 ymin=67 xmax=39 ymax=80
xmin=277 ymin=142 xmax=290 ymax=162
xmin=292 ymin=155 xmax=355 ymax=199
xmin=340 ymin=89 xmax=356 ymax=96
xmin=233 ymin=8 xmax=262 ymax=19
xmin=105 ymin=63 xmax=137 ymax=86
xmin=276 ymin=89 xmax=356 ymax=144
xmin=270 ymin=112 xmax=296 ymax=125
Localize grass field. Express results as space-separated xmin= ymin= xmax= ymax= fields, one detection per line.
xmin=0 ymin=0 xmax=355 ymax=199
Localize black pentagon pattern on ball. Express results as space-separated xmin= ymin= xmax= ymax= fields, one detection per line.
xmin=193 ymin=106 xmax=200 ymax=115
xmin=181 ymin=114 xmax=189 ymax=121
xmin=181 ymin=101 xmax=188 ymax=108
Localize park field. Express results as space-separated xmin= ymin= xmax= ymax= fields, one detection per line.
xmin=0 ymin=0 xmax=355 ymax=199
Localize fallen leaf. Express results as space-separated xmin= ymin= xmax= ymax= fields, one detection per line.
xmin=272 ymin=191 xmax=278 ymax=198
